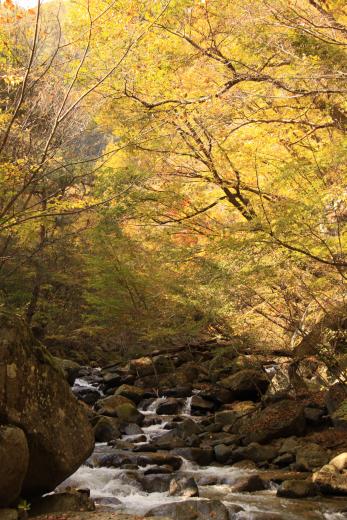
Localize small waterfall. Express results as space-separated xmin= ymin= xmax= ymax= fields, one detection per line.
xmin=182 ymin=396 xmax=192 ymax=416
xmin=73 ymin=378 xmax=99 ymax=391
xmin=139 ymin=397 xmax=167 ymax=415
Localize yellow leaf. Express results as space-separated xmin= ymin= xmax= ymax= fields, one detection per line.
xmin=4 ymin=0 xmax=15 ymax=11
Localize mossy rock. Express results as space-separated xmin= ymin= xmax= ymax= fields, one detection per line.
xmin=115 ymin=403 xmax=144 ymax=424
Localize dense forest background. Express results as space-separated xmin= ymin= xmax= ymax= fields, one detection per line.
xmin=0 ymin=0 xmax=345 ymax=361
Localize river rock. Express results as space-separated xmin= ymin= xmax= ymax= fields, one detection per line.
xmin=95 ymin=395 xmax=143 ymax=424
xmin=176 ymin=417 xmax=202 ymax=438
xmin=154 ymin=430 xmax=187 ymax=449
xmin=233 ymin=442 xmax=278 ymax=463
xmin=141 ymin=474 xmax=172 ymax=493
xmin=313 ymin=464 xmax=347 ymax=495
xmin=191 ymin=395 xmax=215 ymax=413
xmin=95 ymin=394 xmax=134 ymax=414
xmin=30 ymin=491 xmax=95 ymax=516
xmin=0 ymin=312 xmax=94 ymax=497
xmin=239 ymin=400 xmax=306 ymax=444
xmin=124 ymin=423 xmax=143 ymax=435
xmin=219 ymin=369 xmax=269 ymax=400
xmin=231 ymin=474 xmax=266 ymax=492
xmin=277 ymin=480 xmax=316 ymax=498
xmin=145 ymin=499 xmax=230 ymax=519
xmin=73 ymin=387 xmax=101 ymax=406
xmin=114 ymin=384 xmax=145 ymax=404
xmin=0 ymin=426 xmax=29 ymax=507
xmin=172 ymin=447 xmax=214 ymax=465
xmin=157 ymin=398 xmax=183 ymax=415
xmin=137 ymin=452 xmax=183 ymax=470
xmin=93 ymin=416 xmax=121 ymax=442
xmin=160 ymin=386 xmax=192 ymax=398
xmin=295 ymin=443 xmax=330 ymax=471
xmin=169 ymin=476 xmax=199 ymax=497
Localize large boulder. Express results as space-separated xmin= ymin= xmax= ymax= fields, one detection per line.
xmin=0 ymin=312 xmax=94 ymax=497
xmin=219 ymin=369 xmax=269 ymax=401
xmin=0 ymin=426 xmax=29 ymax=507
xmin=238 ymin=400 xmax=306 ymax=444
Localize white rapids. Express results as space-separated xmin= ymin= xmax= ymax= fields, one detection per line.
xmin=60 ymin=377 xmax=347 ymax=519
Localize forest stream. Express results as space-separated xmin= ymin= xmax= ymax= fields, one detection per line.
xmin=55 ymin=369 xmax=347 ymax=520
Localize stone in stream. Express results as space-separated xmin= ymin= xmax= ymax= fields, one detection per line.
xmin=313 ymin=460 xmax=347 ymax=495
xmin=277 ymin=480 xmax=316 ymax=498
xmin=73 ymin=387 xmax=101 ymax=406
xmin=137 ymin=452 xmax=183 ymax=470
xmin=273 ymin=452 xmax=295 ymax=467
xmin=0 ymin=312 xmax=94 ymax=497
xmin=144 ymin=464 xmax=174 ymax=475
xmin=124 ymin=423 xmax=143 ymax=435
xmin=219 ymin=369 xmax=269 ymax=401
xmin=30 ymin=491 xmax=95 ymax=516
xmin=231 ymin=474 xmax=266 ymax=492
xmin=190 ymin=395 xmax=215 ymax=414
xmin=176 ymin=417 xmax=203 ymax=438
xmin=172 ymin=447 xmax=214 ymax=465
xmin=157 ymin=398 xmax=183 ymax=415
xmin=95 ymin=395 xmax=144 ymax=424
xmin=141 ymin=474 xmax=172 ymax=493
xmin=169 ymin=476 xmax=199 ymax=497
xmin=160 ymin=386 xmax=192 ymax=398
xmin=0 ymin=426 xmax=29 ymax=507
xmin=114 ymin=384 xmax=146 ymax=404
xmin=153 ymin=430 xmax=187 ymax=449
xmin=145 ymin=499 xmax=230 ymax=520
xmin=214 ymin=443 xmax=235 ymax=464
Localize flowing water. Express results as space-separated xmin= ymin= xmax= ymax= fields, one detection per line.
xmin=65 ymin=378 xmax=347 ymax=519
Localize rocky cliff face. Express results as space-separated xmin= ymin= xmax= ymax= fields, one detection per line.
xmin=0 ymin=312 xmax=94 ymax=503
